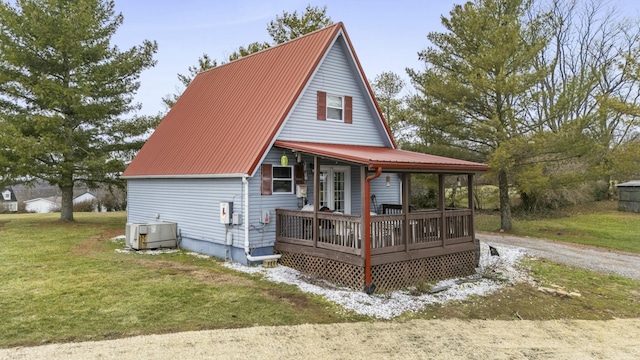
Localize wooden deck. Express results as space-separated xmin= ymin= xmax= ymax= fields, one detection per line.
xmin=275 ymin=208 xmax=477 ymax=290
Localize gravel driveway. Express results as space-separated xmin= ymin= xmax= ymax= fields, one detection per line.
xmin=477 ymin=232 xmax=640 ymax=281
xmin=2 ymin=319 xmax=639 ymax=359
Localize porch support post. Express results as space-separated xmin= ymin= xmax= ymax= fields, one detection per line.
xmin=439 ymin=173 xmax=446 ymax=247
xmin=468 ymin=173 xmax=475 ymax=240
xmin=313 ymin=155 xmax=319 ymax=248
xmin=402 ymin=173 xmax=410 ymax=252
xmin=364 ymin=166 xmax=382 ymax=294
xmin=360 ymin=165 xmax=366 ymax=258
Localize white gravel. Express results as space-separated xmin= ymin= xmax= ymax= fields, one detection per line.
xmin=111 ymin=235 xmax=531 ymax=319
xmin=223 ymin=243 xmax=530 ymax=319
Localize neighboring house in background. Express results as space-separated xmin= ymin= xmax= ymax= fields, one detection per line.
xmin=73 ymin=191 xmax=105 ymax=212
xmin=1 ymin=188 xmax=18 ymax=212
xmin=123 ymin=23 xmax=489 ymax=292
xmin=24 ymin=196 xmax=60 ymax=213
xmin=25 ymin=192 xmax=104 ymax=213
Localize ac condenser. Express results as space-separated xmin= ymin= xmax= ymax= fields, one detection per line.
xmin=125 ymin=222 xmax=177 ymax=250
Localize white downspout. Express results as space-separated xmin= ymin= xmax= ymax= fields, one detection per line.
xmin=242 ymin=175 xmax=281 ymax=263
xmin=243 ymin=176 xmax=250 ymax=255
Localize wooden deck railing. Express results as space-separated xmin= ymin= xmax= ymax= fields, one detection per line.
xmin=276 ymin=208 xmax=473 ymax=259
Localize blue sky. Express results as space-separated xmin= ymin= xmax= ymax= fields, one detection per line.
xmin=112 ymin=0 xmax=640 ymax=117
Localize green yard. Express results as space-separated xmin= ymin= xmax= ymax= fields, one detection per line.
xmin=0 ymin=213 xmax=360 ymax=347
xmin=475 ymin=201 xmax=640 ymax=253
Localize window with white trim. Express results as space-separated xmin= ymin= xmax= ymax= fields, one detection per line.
xmin=272 ymin=166 xmax=293 ymax=193
xmin=2 ymin=191 xmax=10 ymax=201
xmin=326 ymin=94 xmax=343 ymax=121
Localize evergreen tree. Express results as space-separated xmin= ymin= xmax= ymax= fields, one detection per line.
xmin=371 ymin=71 xmax=407 ymax=141
xmin=0 ymin=0 xmax=157 ymax=221
xmin=408 ymin=0 xmax=548 ymax=230
xmin=163 ymin=5 xmax=332 ymax=110
xmin=267 ymin=5 xmax=333 ymax=44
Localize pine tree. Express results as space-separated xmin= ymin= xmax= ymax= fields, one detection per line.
xmin=408 ymin=0 xmax=548 ymax=230
xmin=0 ymin=0 xmax=157 ymax=221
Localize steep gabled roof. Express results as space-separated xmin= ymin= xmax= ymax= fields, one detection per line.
xmin=123 ymin=22 xmax=391 ymax=178
xmin=24 ymin=196 xmax=59 ymax=205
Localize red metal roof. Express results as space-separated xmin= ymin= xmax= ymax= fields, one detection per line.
xmin=274 ymin=141 xmax=490 ymax=172
xmin=123 ymin=22 xmax=395 ymax=178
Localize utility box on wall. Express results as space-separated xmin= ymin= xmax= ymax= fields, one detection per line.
xmin=296 ymin=184 xmax=307 ymax=198
xmin=220 ymin=202 xmax=233 ymax=224
xmin=260 ymin=209 xmax=270 ymax=224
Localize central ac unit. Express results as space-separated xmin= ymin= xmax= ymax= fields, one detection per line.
xmin=125 ymin=222 xmax=177 ymax=250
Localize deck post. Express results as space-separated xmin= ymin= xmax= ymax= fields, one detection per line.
xmin=439 ymin=174 xmax=446 ymax=247
xmin=313 ymin=155 xmax=319 ymax=248
xmin=468 ymin=173 xmax=475 ymax=240
xmin=364 ymin=167 xmax=382 ymax=294
xmin=360 ymin=165 xmax=367 ymax=259
xmin=402 ymin=173 xmax=410 ymax=252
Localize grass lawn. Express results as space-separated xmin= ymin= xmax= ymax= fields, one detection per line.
xmin=408 ymin=258 xmax=640 ymax=321
xmin=0 ymin=212 xmax=362 ymax=348
xmin=475 ymin=200 xmax=640 ymax=253
xmin=1 ymin=211 xmax=639 ymax=347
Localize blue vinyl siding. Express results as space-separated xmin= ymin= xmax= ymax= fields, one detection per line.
xmin=277 ymin=35 xmax=391 ymax=147
xmin=248 ymin=149 xmax=302 ymax=250
xmin=127 ymin=178 xmax=245 ymax=247
xmin=369 ymin=173 xmax=402 ymax=214
xmin=127 ymin=151 xmax=401 ymax=260
xmin=264 ymin=150 xmax=399 ymax=216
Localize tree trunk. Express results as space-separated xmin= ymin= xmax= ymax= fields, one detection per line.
xmin=60 ymin=184 xmax=74 ymax=221
xmin=498 ymin=169 xmax=512 ymax=231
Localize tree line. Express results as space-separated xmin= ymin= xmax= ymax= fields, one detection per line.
xmin=375 ymin=0 xmax=640 ymax=230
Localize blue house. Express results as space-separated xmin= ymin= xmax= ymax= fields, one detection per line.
xmin=123 ymin=23 xmax=489 ymax=292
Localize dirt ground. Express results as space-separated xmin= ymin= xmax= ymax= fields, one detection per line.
xmin=1 ymin=319 xmax=639 ymax=359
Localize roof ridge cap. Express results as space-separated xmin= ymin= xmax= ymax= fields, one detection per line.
xmin=197 ymin=22 xmax=343 ymax=76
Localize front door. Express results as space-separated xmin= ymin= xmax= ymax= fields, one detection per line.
xmin=319 ymin=166 xmax=351 ymax=214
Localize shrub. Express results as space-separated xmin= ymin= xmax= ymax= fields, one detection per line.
xmin=73 ymin=200 xmax=96 ymax=212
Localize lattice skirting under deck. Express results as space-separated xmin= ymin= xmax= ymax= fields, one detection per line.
xmin=277 ymin=250 xmax=477 ymax=292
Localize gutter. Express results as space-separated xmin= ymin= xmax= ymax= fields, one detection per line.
xmin=121 ymin=173 xmax=248 ymax=179
xmin=242 ymin=176 xmax=281 ymax=263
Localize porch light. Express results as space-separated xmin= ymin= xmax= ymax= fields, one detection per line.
xmin=385 ymin=175 xmax=391 ymax=187
xmin=281 ymin=151 xmax=288 ymax=167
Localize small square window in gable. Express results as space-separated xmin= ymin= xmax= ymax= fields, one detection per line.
xmin=317 ymin=91 xmax=352 ymax=123
xmin=327 ymin=95 xmax=343 ymax=120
